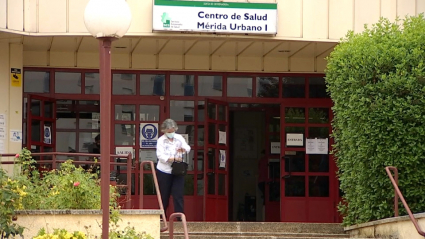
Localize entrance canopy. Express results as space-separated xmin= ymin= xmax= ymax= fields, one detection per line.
xmin=0 ymin=31 xmax=336 ymax=73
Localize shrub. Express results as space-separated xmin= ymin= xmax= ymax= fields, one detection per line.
xmin=326 ymin=15 xmax=425 ymax=225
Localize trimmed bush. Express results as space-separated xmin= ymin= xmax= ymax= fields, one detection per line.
xmin=326 ymin=15 xmax=425 ymax=226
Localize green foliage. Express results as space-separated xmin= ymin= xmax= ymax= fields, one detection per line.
xmin=326 ymin=15 xmax=425 ymax=226
xmin=0 ymin=169 xmax=25 ymax=239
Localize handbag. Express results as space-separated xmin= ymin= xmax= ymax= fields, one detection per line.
xmin=171 ymin=161 xmax=188 ymax=176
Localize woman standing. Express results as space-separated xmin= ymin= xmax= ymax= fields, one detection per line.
xmin=156 ymin=119 xmax=191 ymax=219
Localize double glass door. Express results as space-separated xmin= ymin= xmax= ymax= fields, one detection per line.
xmin=279 ymin=104 xmax=337 ymax=222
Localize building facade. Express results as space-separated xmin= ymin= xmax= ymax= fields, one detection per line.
xmin=0 ymin=0 xmax=423 ymax=223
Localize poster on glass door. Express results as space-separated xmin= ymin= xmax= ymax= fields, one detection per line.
xmin=140 ymin=123 xmax=158 ymax=148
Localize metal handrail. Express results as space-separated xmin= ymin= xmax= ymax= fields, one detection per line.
xmin=140 ymin=161 xmax=168 ymax=232
xmin=0 ymin=152 xmax=132 ymax=209
xmin=385 ymin=166 xmax=425 ymax=237
xmin=169 ymin=213 xmax=189 ymax=239
xmin=139 ymin=161 xmax=189 ymax=239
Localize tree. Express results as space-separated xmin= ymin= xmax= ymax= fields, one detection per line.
xmin=326 ymin=15 xmax=425 ymax=226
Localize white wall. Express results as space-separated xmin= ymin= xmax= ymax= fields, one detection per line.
xmin=1 ymin=0 xmax=425 ymax=41
xmin=0 ymin=42 xmax=23 ymax=173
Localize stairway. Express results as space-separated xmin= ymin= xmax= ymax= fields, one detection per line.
xmin=160 ymin=222 xmax=359 ymax=239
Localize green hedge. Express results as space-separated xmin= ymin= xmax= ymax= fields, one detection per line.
xmin=326 ymin=15 xmax=425 ymax=226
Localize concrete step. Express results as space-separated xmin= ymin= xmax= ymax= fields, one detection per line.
xmin=160 ymin=233 xmax=349 ymax=239
xmin=162 ymin=222 xmax=345 ymax=234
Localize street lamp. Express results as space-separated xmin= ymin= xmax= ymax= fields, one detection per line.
xmin=83 ymin=0 xmax=132 ymax=238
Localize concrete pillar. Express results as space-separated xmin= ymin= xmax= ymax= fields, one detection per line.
xmin=0 ymin=42 xmax=23 ymax=173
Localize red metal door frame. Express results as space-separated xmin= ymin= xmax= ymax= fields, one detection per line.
xmin=204 ymin=98 xmax=229 ymax=221
xmin=279 ymin=100 xmax=336 ymax=222
xmin=26 ymin=94 xmax=56 ymax=161
xmin=111 ymin=98 xmax=166 ymax=209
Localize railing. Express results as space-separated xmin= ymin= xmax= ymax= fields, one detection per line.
xmin=139 ymin=161 xmax=190 ymax=239
xmin=0 ymin=152 xmax=132 ymax=209
xmin=385 ymin=166 xmax=425 ymax=237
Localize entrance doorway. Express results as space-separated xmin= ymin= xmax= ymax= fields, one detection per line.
xmin=228 ymin=103 xmax=339 ymax=223
xmin=229 ymin=104 xmax=280 ymax=222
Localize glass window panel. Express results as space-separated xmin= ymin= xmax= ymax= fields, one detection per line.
xmin=31 ymin=120 xmax=41 ymax=142
xmin=184 ymin=175 xmax=195 ymax=195
xmin=256 ymin=77 xmax=279 ymax=98
xmin=24 ymin=71 xmax=50 ymax=93
xmin=309 ymin=77 xmax=329 ymax=98
xmin=197 ymin=174 xmax=204 ymax=196
xmin=31 ymin=99 xmax=41 ymax=116
xmin=55 ymin=72 xmax=81 ymax=94
xmin=285 ymin=108 xmax=305 ymax=123
xmin=113 ymin=74 xmax=136 ymax=95
xmin=80 ymin=112 xmax=101 ymax=130
xmin=170 ymin=75 xmax=194 ymax=96
xmin=115 ymin=105 xmax=136 ymax=121
xmin=170 ymin=101 xmax=194 ymax=122
xmin=56 ymin=132 xmax=76 ymax=153
xmin=207 ymin=148 xmax=215 ymax=170
xmin=269 ymin=181 xmax=280 ymax=201
xmin=197 ymin=125 xmax=204 ymax=146
xmin=198 ymin=75 xmax=222 ymax=96
xmin=177 ymin=125 xmax=195 ymax=145
xmin=186 ymin=150 xmax=195 ymax=171
xmin=139 ymin=149 xmax=156 ymax=163
xmin=115 ymin=173 xmax=135 ymax=195
xmin=44 ymin=101 xmax=53 ymax=118
xmin=56 ymin=111 xmax=76 ymax=129
xmin=268 ymin=115 xmax=280 ymax=133
xmin=85 ymin=73 xmax=100 ymax=94
xmin=309 ymin=176 xmax=329 ymax=197
xmin=143 ymin=174 xmax=156 ymax=195
xmin=197 ymin=150 xmax=204 ymax=171
xmin=79 ymin=132 xmax=99 ymax=153
xmin=285 ymin=151 xmax=305 ymax=172
xmin=198 ymin=101 xmax=205 ymax=122
xmin=285 ymin=127 xmax=304 ymax=147
xmin=269 ymin=134 xmax=280 ymax=142
xmin=285 ymin=176 xmax=305 ymax=197
xmin=309 ymin=154 xmax=329 ymax=172
xmin=139 ymin=105 xmax=160 ymax=121
xmin=282 ymin=77 xmax=305 ymax=98
xmin=208 ymin=124 xmax=216 ymax=145
xmin=269 ymin=161 xmax=280 ymax=180
xmin=309 ymin=108 xmax=329 ymax=123
xmin=207 ymin=103 xmax=216 ymax=120
xmin=218 ymin=174 xmax=225 ymax=195
xmin=308 ymin=127 xmax=329 ymax=138
xmin=207 ymin=173 xmax=215 ymax=195
xmin=227 ymin=77 xmax=252 ymax=97
xmin=115 ymin=124 xmax=136 ymax=145
xmin=218 ymin=105 xmax=226 ymax=121
xmin=140 ymin=74 xmax=165 ymax=96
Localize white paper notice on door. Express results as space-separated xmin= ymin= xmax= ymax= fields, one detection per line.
xmin=306 ymin=138 xmax=328 ymax=154
xmin=219 ymin=150 xmax=226 ymax=168
xmin=0 ymin=127 xmax=5 ymax=140
xmin=219 ymin=131 xmax=226 ymax=145
xmin=0 ymin=114 xmax=6 ymax=127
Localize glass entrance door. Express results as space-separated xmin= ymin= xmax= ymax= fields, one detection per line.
xmin=204 ymin=99 xmax=229 ymax=221
xmin=26 ymin=94 xmax=56 ymax=163
xmin=279 ymin=104 xmax=337 ymax=222
xmin=112 ymin=100 xmax=166 ymax=209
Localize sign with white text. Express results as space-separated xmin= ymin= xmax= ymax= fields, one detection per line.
xmin=286 ymin=133 xmax=303 ymax=146
xmin=153 ymin=0 xmax=277 ymax=35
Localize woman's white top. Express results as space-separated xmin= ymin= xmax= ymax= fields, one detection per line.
xmin=156 ymin=133 xmax=191 ymax=174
